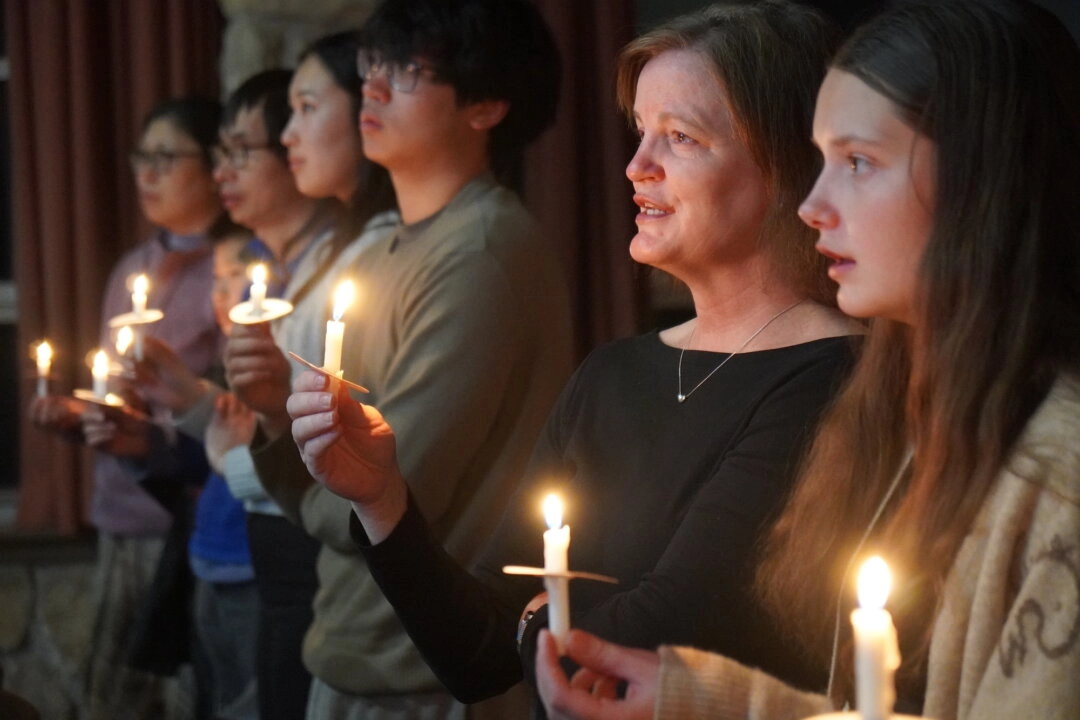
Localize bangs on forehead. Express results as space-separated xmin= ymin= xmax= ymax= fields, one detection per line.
xmin=358 ymin=6 xmax=442 ymax=66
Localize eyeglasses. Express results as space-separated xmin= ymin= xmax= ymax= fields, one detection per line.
xmin=356 ymin=51 xmax=430 ymax=93
xmin=211 ymin=144 xmax=277 ymax=170
xmin=128 ymin=149 xmax=203 ymax=174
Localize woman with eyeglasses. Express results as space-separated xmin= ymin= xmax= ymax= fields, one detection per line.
xmin=29 ymin=96 xmax=233 ymax=720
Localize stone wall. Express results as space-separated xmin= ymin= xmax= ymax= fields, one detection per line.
xmin=0 ymin=536 xmax=96 ymax=719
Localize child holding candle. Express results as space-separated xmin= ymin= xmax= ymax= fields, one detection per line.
xmin=531 ymin=2 xmax=1080 ymax=719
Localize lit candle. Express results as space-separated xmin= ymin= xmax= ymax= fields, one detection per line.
xmin=131 ymin=274 xmax=149 ymax=316
xmin=91 ymin=349 xmax=109 ymax=399
xmin=249 ymin=263 xmax=268 ymax=314
xmin=36 ymin=340 xmax=53 ymax=398
xmin=116 ymin=326 xmax=133 ymax=356
xmin=543 ymin=493 xmax=571 ymax=654
xmin=323 ymin=280 xmax=354 ymax=377
xmin=852 ymin=556 xmax=900 ymax=720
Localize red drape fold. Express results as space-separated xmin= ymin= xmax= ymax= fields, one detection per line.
xmin=8 ymin=0 xmax=224 ymax=533
xmin=528 ymin=1 xmax=646 ymax=360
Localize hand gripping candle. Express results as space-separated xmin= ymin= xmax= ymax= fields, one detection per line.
xmin=853 ymin=556 xmax=900 ymax=720
xmin=543 ymin=493 xmax=571 ymax=654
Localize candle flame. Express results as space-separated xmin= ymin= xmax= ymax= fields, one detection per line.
xmin=36 ymin=341 xmax=53 ymax=369
xmin=92 ymin=349 xmax=110 ymax=375
xmin=332 ymin=280 xmax=355 ymax=322
xmin=116 ymin=326 xmax=134 ymax=355
xmin=542 ymin=493 xmax=563 ymax=530
xmin=857 ymin=556 xmax=892 ymax=610
xmin=133 ymin=274 xmax=149 ymax=295
xmin=251 ymin=263 xmax=267 ymax=285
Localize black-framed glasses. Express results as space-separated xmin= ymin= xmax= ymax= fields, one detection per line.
xmin=128 ymin=149 xmax=203 ymax=174
xmin=211 ymin=144 xmax=277 ymax=170
xmin=356 ymin=51 xmax=430 ymax=93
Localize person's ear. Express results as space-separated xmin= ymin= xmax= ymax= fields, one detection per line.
xmin=467 ymin=99 xmax=510 ymax=131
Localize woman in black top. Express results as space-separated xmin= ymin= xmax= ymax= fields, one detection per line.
xmin=287 ymin=0 xmax=861 ymax=706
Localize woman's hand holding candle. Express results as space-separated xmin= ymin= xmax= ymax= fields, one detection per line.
xmin=536 ymin=629 xmax=659 ymax=720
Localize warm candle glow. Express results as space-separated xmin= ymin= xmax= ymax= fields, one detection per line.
xmin=332 ymin=280 xmax=355 ymax=321
xmin=36 ymin=341 xmax=53 ymax=375
xmin=852 ymin=555 xmax=900 ymax=720
xmin=35 ymin=340 xmax=53 ymax=397
xmin=116 ymin=326 xmax=134 ymax=356
xmin=543 ymin=494 xmax=564 ymax=530
xmin=542 ymin=492 xmax=571 ymax=653
xmin=132 ymin=274 xmax=149 ymax=315
xmin=857 ymin=556 xmax=892 ymax=610
xmin=91 ymin=349 xmax=109 ymax=398
xmin=249 ymin=263 xmax=268 ymax=312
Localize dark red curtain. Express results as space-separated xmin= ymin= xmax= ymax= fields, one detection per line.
xmin=527 ymin=1 xmax=646 ymax=361
xmin=8 ymin=0 xmax=225 ymax=533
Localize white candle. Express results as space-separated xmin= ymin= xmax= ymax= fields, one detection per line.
xmin=36 ymin=340 xmax=53 ymax=398
xmin=249 ymin=263 xmax=268 ymax=314
xmin=91 ymin=349 xmax=109 ymax=399
xmin=323 ymin=280 xmax=354 ymax=377
xmin=116 ymin=326 xmax=133 ymax=356
xmin=131 ymin=274 xmax=149 ymax=316
xmin=542 ymin=493 xmax=571 ymax=654
xmin=852 ymin=556 xmax=900 ymax=720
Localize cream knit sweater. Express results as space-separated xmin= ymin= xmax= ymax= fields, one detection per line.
xmin=657 ymin=375 xmax=1080 ymax=720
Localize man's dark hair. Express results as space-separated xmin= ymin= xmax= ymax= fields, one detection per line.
xmin=358 ymin=0 xmax=561 ymax=185
xmin=222 ymin=69 xmax=294 ymax=160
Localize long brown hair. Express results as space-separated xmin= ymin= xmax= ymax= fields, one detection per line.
xmin=758 ymin=0 xmax=1080 ymax=703
xmin=615 ymin=0 xmax=840 ymax=305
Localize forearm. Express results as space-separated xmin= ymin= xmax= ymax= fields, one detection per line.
xmin=355 ymin=494 xmax=528 ymax=702
xmin=657 ymin=646 xmax=831 ymax=720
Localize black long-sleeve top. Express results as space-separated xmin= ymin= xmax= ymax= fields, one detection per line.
xmin=353 ymin=332 xmax=857 ymax=703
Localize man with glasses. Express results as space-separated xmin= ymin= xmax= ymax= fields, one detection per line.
xmin=251 ymin=1 xmax=571 ymax=718
xmin=174 ymin=68 xmax=329 ymax=720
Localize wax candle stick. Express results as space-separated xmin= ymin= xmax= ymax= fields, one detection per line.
xmin=249 ymin=263 xmax=268 ymax=315
xmin=131 ymin=274 xmax=148 ymax=317
xmin=543 ymin=493 xmax=571 ymax=654
xmin=36 ymin=341 xmax=53 ymax=398
xmin=852 ymin=556 xmax=900 ymax=720
xmin=323 ymin=280 xmax=354 ymax=377
xmin=116 ymin=326 xmax=133 ymax=356
xmin=91 ymin=349 xmax=109 ymax=399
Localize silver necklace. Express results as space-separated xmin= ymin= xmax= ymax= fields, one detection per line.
xmin=676 ymin=299 xmax=804 ymax=403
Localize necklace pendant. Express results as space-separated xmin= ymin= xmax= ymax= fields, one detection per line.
xmin=677 ymin=393 xmax=686 ymax=403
